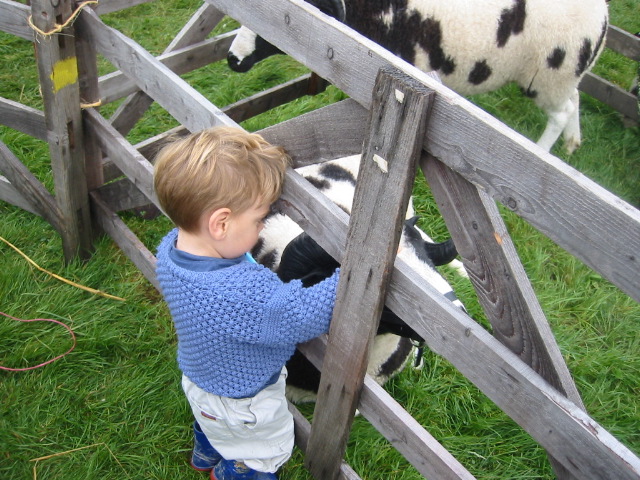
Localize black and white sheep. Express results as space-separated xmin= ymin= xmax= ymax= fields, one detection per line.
xmin=227 ymin=0 xmax=609 ymax=153
xmin=252 ymin=155 xmax=466 ymax=403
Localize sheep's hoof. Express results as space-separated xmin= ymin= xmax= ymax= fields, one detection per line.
xmin=564 ymin=137 xmax=581 ymax=154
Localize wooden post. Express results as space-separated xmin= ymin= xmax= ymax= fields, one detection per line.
xmin=74 ymin=3 xmax=103 ymax=195
xmin=305 ymin=66 xmax=434 ymax=480
xmin=31 ymin=0 xmax=93 ymax=261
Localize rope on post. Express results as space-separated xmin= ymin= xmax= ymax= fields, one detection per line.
xmin=27 ymin=1 xmax=99 ymax=37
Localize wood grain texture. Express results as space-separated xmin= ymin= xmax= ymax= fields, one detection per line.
xmin=0 ymin=98 xmax=47 ymax=141
xmin=98 ymin=33 xmax=234 ymax=105
xmin=277 ymin=150 xmax=640 ymax=480
xmin=423 ymin=154 xmax=583 ymax=480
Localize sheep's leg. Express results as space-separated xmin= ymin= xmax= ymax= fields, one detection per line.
xmin=536 ymin=94 xmax=578 ymax=153
xmin=561 ymin=89 xmax=582 ymax=154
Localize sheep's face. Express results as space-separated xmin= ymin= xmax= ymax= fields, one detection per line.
xmin=227 ymin=26 xmax=283 ymax=72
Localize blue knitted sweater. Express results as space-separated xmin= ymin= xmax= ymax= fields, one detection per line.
xmin=156 ymin=229 xmax=339 ymax=399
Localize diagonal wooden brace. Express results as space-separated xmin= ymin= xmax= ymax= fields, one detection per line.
xmin=422 ymin=155 xmax=584 ymax=480
xmin=0 ymin=140 xmax=64 ymax=232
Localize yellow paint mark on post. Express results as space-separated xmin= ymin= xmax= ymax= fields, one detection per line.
xmin=50 ymin=57 xmax=78 ymax=93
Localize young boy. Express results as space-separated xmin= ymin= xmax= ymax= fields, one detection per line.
xmin=154 ymin=126 xmax=339 ymax=480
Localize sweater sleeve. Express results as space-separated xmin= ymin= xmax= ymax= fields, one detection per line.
xmin=260 ymin=268 xmax=339 ymax=345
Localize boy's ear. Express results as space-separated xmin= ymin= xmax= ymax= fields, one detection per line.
xmin=207 ymin=208 xmax=231 ymax=240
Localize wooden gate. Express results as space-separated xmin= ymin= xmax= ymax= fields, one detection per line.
xmin=1 ymin=0 xmax=639 ymax=478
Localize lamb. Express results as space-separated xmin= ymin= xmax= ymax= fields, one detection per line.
xmin=227 ymin=0 xmax=609 ymax=153
xmin=252 ymin=155 xmax=466 ymax=403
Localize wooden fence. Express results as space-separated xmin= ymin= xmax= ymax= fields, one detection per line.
xmin=1 ymin=0 xmax=639 ymax=479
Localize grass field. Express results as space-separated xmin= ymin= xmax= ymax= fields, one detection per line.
xmin=1 ymin=1 xmax=639 ymax=479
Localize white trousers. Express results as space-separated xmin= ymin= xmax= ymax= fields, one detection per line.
xmin=181 ymin=369 xmax=294 ymax=473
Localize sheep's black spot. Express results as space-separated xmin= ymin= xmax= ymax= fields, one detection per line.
xmin=349 ymin=0 xmax=422 ymax=65
xmin=319 ymin=163 xmax=356 ymax=185
xmin=580 ymin=20 xmax=608 ymax=76
xmin=418 ymin=17 xmax=456 ymax=74
xmin=547 ymin=47 xmax=566 ymax=69
xmin=305 ymin=176 xmax=331 ymax=191
xmin=251 ymin=237 xmax=264 ymax=258
xmin=468 ymin=60 xmax=492 ymax=85
xmin=377 ymin=338 xmax=414 ymax=378
xmin=497 ymin=0 xmax=526 ymax=47
xmin=521 ymin=86 xmax=538 ymax=98
xmin=260 ymin=249 xmax=278 ymax=270
xmin=575 ymin=38 xmax=592 ymax=77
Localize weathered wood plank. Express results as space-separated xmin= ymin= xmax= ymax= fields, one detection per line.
xmin=0 ymin=175 xmax=40 ymax=215
xmin=298 ymin=336 xmax=475 ymax=480
xmin=94 ymin=177 xmax=156 ymax=214
xmin=223 ymin=73 xmax=330 ymax=124
xmin=423 ymin=155 xmax=583 ymax=480
xmin=580 ymin=72 xmax=639 ymax=121
xmin=277 ymin=165 xmax=640 ymax=480
xmin=79 ymin=8 xmax=237 ymax=133
xmin=90 ymin=191 xmax=158 ymax=290
xmin=0 ymin=0 xmax=31 ymax=40
xmin=0 ymin=140 xmax=64 ymax=233
xmin=110 ymin=2 xmax=225 ymax=134
xmin=31 ymin=0 xmax=93 ymax=260
xmin=0 ymin=97 xmax=47 ymax=141
xmin=99 ymin=74 xmax=337 ymax=183
xmin=423 ymin=155 xmax=583 ymax=404
xmin=306 ymin=66 xmax=434 ymax=480
xmin=207 ymin=0 xmax=640 ymax=302
xmin=606 ymin=25 xmax=640 ymax=61
xmin=84 ymin=108 xmax=158 ymax=208
xmin=166 ymin=2 xmax=225 ymax=51
xmin=98 ymin=34 xmax=235 ymax=105
xmin=259 ymin=98 xmax=366 ymax=166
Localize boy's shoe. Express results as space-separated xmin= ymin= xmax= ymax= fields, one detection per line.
xmin=191 ymin=421 xmax=223 ymax=471
xmin=211 ymin=460 xmax=277 ymax=480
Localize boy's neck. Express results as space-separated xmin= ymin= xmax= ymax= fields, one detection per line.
xmin=176 ymin=228 xmax=222 ymax=259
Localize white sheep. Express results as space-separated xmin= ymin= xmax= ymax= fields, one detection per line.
xmin=253 ymin=155 xmax=467 ymax=403
xmin=228 ymin=0 xmax=609 ymax=153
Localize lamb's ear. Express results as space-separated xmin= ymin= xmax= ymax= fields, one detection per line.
xmin=277 ymin=232 xmax=339 ymax=287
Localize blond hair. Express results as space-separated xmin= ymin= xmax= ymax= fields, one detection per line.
xmin=154 ymin=126 xmax=290 ymax=232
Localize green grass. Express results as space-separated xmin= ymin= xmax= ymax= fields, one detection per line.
xmin=1 ymin=1 xmax=639 ymax=479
